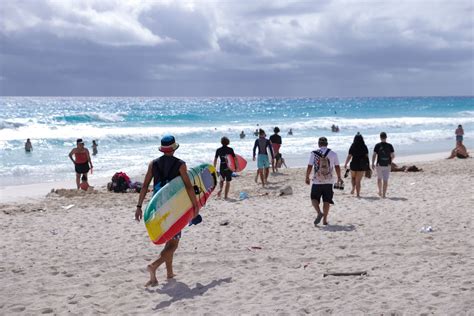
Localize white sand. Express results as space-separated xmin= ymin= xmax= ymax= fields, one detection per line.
xmin=0 ymin=157 xmax=473 ymax=314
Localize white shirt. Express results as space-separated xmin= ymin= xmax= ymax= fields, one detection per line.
xmin=308 ymin=147 xmax=340 ymax=184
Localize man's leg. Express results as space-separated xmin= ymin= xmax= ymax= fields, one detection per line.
xmin=217 ymin=180 xmax=224 ymax=197
xmin=146 ymin=239 xmax=179 ymax=286
xmin=382 ymin=180 xmax=388 ymax=198
xmin=264 ymin=167 xmax=269 ymax=183
xmin=322 ymin=202 xmax=330 ymax=225
xmin=224 ymin=181 xmax=231 ymax=199
xmin=164 ymin=239 xmax=179 ymax=279
xmin=259 ymin=169 xmax=265 ymax=186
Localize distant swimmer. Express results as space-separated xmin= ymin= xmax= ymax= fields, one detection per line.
xmin=92 ymin=140 xmax=98 ymax=156
xmin=240 ymin=131 xmax=246 ymax=139
xmin=288 ymin=128 xmax=293 ymax=136
xmin=25 ymin=138 xmax=33 ymax=152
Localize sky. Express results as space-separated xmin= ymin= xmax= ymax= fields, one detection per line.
xmin=0 ymin=0 xmax=473 ymax=97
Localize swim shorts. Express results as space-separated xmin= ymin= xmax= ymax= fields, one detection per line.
xmin=376 ymin=165 xmax=390 ymax=181
xmin=456 ymin=135 xmax=463 ymax=142
xmin=257 ymin=154 xmax=270 ymax=169
xmin=220 ymin=168 xmax=232 ymax=182
xmin=310 ymin=184 xmax=334 ymax=204
xmin=75 ymin=162 xmax=90 ymax=174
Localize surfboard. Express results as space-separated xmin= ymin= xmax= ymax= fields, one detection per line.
xmin=144 ymin=163 xmax=217 ymax=245
xmin=227 ymin=154 xmax=247 ymax=172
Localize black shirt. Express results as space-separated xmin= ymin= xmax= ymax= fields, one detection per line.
xmin=270 ymin=134 xmax=282 ymax=145
xmin=373 ymin=142 xmax=395 ymax=166
xmin=215 ymin=146 xmax=236 ymax=170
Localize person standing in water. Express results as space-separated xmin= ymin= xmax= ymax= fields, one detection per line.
xmin=68 ymin=139 xmax=93 ymax=189
xmin=135 ymin=135 xmax=199 ymax=287
xmin=25 ymin=139 xmax=33 ymax=152
xmin=253 ymin=129 xmax=274 ymax=186
xmin=92 ymin=140 xmax=98 ymax=156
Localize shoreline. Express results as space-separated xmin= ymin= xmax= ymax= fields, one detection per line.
xmin=0 ymin=151 xmax=459 ymax=203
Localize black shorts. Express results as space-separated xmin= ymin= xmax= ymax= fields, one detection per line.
xmin=220 ymin=168 xmax=232 ymax=182
xmin=75 ymin=162 xmax=90 ymax=174
xmin=310 ymin=184 xmax=334 ymax=204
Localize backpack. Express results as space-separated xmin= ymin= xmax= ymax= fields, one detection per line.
xmin=313 ymin=149 xmax=332 ymax=181
xmin=377 ymin=143 xmax=391 ymax=166
xmin=111 ymin=172 xmax=131 ymax=193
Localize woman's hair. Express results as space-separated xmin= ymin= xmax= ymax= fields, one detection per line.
xmin=221 ymin=136 xmax=230 ymax=146
xmin=353 ymin=133 xmax=365 ymax=144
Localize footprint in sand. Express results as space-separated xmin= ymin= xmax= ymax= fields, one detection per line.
xmin=41 ymin=307 xmax=54 ymax=314
xmin=10 ymin=306 xmax=26 ymax=312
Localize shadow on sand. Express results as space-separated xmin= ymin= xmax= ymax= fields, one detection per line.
xmin=151 ymin=277 xmax=232 ymax=310
xmin=320 ymin=224 xmax=356 ymax=232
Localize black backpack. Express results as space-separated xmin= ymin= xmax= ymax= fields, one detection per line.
xmin=378 ymin=144 xmax=391 ymax=166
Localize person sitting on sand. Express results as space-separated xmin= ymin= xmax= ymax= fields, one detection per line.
xmin=25 ymin=138 xmax=33 ymax=152
xmin=447 ymin=143 xmax=469 ymax=159
xmin=214 ymin=136 xmax=238 ymax=199
xmin=79 ymin=174 xmax=90 ymax=191
xmin=68 ymin=139 xmax=93 ymax=190
xmin=135 ymin=135 xmax=199 ymax=287
xmin=391 ymin=163 xmax=423 ymax=172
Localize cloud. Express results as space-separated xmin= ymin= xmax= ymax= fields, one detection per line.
xmin=0 ymin=0 xmax=472 ymax=96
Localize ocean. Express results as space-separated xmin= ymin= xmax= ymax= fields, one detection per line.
xmin=0 ymin=96 xmax=473 ymax=187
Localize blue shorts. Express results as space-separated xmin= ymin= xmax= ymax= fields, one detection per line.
xmin=257 ymin=154 xmax=270 ymax=169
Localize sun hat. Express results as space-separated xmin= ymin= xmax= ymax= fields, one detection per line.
xmin=159 ymin=135 xmax=179 ymax=153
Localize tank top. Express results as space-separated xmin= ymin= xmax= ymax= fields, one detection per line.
xmin=152 ymin=155 xmax=184 ymax=193
xmin=75 ymin=151 xmax=88 ymax=164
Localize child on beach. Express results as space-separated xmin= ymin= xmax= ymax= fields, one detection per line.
xmin=135 ymin=135 xmax=199 ymax=287
xmin=79 ymin=174 xmax=90 ymax=191
xmin=214 ymin=136 xmax=238 ymax=199
xmin=270 ymin=127 xmax=282 ymax=173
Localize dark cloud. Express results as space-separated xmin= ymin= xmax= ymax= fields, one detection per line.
xmin=0 ymin=0 xmax=472 ymax=96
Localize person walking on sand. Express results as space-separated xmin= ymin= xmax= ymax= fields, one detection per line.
xmin=135 ymin=135 xmax=199 ymax=287
xmin=92 ymin=140 xmax=98 ymax=156
xmin=455 ymin=125 xmax=464 ymax=144
xmin=344 ymin=133 xmax=369 ymax=197
xmin=270 ymin=127 xmax=282 ymax=173
xmin=305 ymin=137 xmax=342 ymax=226
xmin=214 ymin=136 xmax=238 ymax=199
xmin=24 ymin=138 xmax=33 ymax=152
xmin=372 ymin=132 xmax=395 ymax=198
xmin=68 ymin=139 xmax=93 ymax=189
xmin=253 ymin=129 xmax=274 ymax=187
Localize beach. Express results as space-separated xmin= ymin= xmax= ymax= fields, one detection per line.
xmin=1 ymin=157 xmax=473 ymax=314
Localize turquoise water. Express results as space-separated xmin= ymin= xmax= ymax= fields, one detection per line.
xmin=1 ymin=96 xmax=473 ymax=187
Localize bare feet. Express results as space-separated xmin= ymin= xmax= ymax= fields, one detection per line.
xmin=217 ymin=190 xmax=222 ymax=198
xmin=145 ymin=265 xmax=158 ymax=287
xmin=167 ymin=273 xmax=176 ymax=279
xmin=378 ymin=191 xmax=382 ymax=197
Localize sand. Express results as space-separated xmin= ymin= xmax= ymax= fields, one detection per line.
xmin=0 ymin=157 xmax=473 ymax=315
